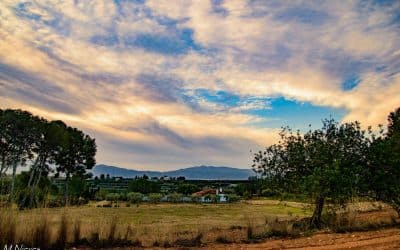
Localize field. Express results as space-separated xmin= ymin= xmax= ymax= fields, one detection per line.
xmin=1 ymin=199 xmax=399 ymax=249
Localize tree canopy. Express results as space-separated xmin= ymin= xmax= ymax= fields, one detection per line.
xmin=252 ymin=108 xmax=400 ymax=228
xmin=0 ymin=109 xmax=96 ymax=207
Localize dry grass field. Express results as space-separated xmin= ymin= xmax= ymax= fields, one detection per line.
xmin=1 ymin=199 xmax=399 ymax=248
xmin=1 ymin=200 xmax=311 ymax=247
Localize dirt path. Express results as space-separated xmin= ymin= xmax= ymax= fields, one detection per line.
xmin=208 ymin=227 xmax=400 ymax=250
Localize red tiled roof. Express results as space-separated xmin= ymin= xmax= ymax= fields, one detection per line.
xmin=192 ymin=189 xmax=216 ymax=196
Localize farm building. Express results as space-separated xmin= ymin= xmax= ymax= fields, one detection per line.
xmin=192 ymin=187 xmax=227 ymax=203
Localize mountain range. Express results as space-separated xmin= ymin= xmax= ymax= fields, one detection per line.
xmin=92 ymin=164 xmax=255 ymax=180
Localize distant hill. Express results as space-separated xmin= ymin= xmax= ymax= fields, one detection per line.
xmin=92 ymin=164 xmax=255 ymax=180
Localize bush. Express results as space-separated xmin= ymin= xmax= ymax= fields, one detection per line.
xmin=174 ymin=232 xmax=203 ymax=247
xmin=148 ymin=193 xmax=163 ymax=203
xmin=169 ymin=193 xmax=183 ymax=203
xmin=105 ymin=193 xmax=120 ymax=202
xmin=261 ymin=188 xmax=280 ymax=197
xmin=127 ymin=192 xmax=143 ymax=204
xmin=204 ymin=194 xmax=218 ymax=203
xmin=95 ymin=189 xmax=109 ymax=201
xmin=243 ymin=191 xmax=251 ymax=200
xmin=226 ymin=194 xmax=240 ymax=203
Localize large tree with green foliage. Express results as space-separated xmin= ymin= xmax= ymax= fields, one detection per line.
xmin=0 ymin=109 xmax=96 ymax=207
xmin=53 ymin=122 xmax=96 ymax=204
xmin=128 ymin=178 xmax=160 ymax=194
xmin=366 ymin=108 xmax=400 ymax=215
xmin=252 ymin=119 xmax=370 ymax=228
xmin=0 ymin=110 xmax=39 ymax=202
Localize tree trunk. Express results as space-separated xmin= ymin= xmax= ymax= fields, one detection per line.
xmin=310 ymin=195 xmax=325 ymax=229
xmin=30 ymin=168 xmax=42 ymax=208
xmin=29 ymin=154 xmax=47 ymax=208
xmin=21 ymin=156 xmax=40 ymax=208
xmin=0 ymin=155 xmax=7 ymax=195
xmin=8 ymin=162 xmax=17 ymax=203
xmin=64 ymin=174 xmax=70 ymax=206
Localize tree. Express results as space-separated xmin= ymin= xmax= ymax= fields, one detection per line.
xmin=366 ymin=108 xmax=400 ymax=215
xmin=0 ymin=110 xmax=38 ymax=203
xmin=22 ymin=119 xmax=66 ymax=208
xmin=177 ymin=183 xmax=200 ymax=195
xmin=68 ymin=175 xmax=88 ymax=198
xmin=0 ymin=109 xmax=97 ymax=207
xmin=15 ymin=170 xmax=52 ymax=208
xmin=54 ymin=124 xmax=96 ymax=204
xmin=252 ymin=119 xmax=369 ymax=228
xmin=128 ymin=179 xmax=160 ymax=194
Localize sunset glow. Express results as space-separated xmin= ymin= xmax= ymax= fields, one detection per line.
xmin=1 ymin=0 xmax=399 ymax=170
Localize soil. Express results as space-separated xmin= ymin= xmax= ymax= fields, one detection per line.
xmin=208 ymin=227 xmax=400 ymax=249
xmin=206 ymin=209 xmax=400 ymax=250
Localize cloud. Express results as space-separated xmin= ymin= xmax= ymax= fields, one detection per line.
xmin=135 ymin=73 xmax=184 ymax=103
xmin=274 ymin=6 xmax=331 ymax=25
xmin=0 ymin=0 xmax=399 ymax=170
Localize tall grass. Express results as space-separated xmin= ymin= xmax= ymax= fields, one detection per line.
xmin=54 ymin=213 xmax=68 ymax=249
xmin=0 ymin=210 xmax=16 ymax=246
xmin=107 ymin=216 xmax=117 ymax=243
xmin=32 ymin=214 xmax=51 ymax=249
xmin=0 ymin=209 xmax=143 ymax=248
xmin=72 ymin=219 xmax=81 ymax=245
xmin=0 ymin=202 xmax=398 ymax=248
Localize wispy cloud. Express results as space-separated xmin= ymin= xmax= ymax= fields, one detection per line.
xmin=0 ymin=0 xmax=399 ymax=170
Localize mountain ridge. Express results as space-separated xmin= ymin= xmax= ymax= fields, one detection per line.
xmin=93 ymin=164 xmax=255 ymax=180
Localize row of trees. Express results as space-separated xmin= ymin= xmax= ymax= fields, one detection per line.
xmin=95 ymin=190 xmax=240 ymax=204
xmin=252 ymin=107 xmax=400 ymax=228
xmin=0 ymin=109 xmax=97 ymax=208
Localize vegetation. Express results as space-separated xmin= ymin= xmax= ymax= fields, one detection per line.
xmin=0 ymin=109 xmax=96 ymax=208
xmin=127 ymin=178 xmax=161 ymax=194
xmin=366 ymin=108 xmax=400 ymax=215
xmin=0 ymin=200 xmax=311 ymax=247
xmin=2 ymin=199 xmax=398 ymax=248
xmin=1 ymin=107 xmax=400 ymax=248
xmin=252 ymin=107 xmax=400 ymax=228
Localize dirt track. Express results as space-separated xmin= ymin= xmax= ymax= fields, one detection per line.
xmin=209 ymin=227 xmax=400 ymax=250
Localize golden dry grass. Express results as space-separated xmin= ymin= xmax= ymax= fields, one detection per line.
xmin=1 ymin=200 xmax=312 ymax=247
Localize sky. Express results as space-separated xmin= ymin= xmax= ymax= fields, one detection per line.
xmin=1 ymin=0 xmax=400 ymax=171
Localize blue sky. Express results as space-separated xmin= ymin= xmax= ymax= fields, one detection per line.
xmin=0 ymin=0 xmax=399 ymax=170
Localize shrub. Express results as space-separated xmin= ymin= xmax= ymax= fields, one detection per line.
xmin=148 ymin=193 xmax=162 ymax=203
xmin=127 ymin=192 xmax=143 ymax=204
xmin=226 ymin=194 xmax=240 ymax=203
xmin=265 ymin=216 xmax=292 ymax=237
xmin=174 ymin=232 xmax=203 ymax=247
xmin=95 ymin=188 xmax=109 ymax=201
xmin=169 ymin=193 xmax=183 ymax=203
xmin=204 ymin=194 xmax=218 ymax=203
xmin=243 ymin=191 xmax=251 ymax=200
xmin=261 ymin=188 xmax=280 ymax=197
xmin=105 ymin=193 xmax=120 ymax=202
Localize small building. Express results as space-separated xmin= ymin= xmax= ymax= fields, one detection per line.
xmin=192 ymin=188 xmax=227 ymax=203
